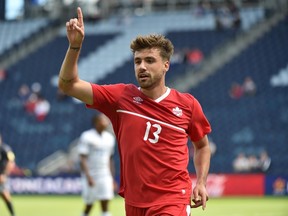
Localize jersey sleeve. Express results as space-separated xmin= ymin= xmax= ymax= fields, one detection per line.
xmin=86 ymin=83 xmax=126 ymax=118
xmin=189 ymin=97 xmax=211 ymax=142
xmin=3 ymin=145 xmax=14 ymax=161
xmin=7 ymin=151 xmax=15 ymax=161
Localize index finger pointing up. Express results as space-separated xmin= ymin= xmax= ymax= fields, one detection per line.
xmin=77 ymin=7 xmax=83 ymax=27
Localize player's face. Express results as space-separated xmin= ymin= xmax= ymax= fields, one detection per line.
xmin=95 ymin=114 xmax=109 ymax=132
xmin=134 ymin=48 xmax=169 ymax=89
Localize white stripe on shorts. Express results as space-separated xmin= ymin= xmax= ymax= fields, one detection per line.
xmin=186 ymin=205 xmax=191 ymax=216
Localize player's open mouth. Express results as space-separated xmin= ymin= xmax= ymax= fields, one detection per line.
xmin=138 ymin=74 xmax=149 ymax=81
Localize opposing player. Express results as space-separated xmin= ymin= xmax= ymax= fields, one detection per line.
xmin=78 ymin=114 xmax=116 ymax=216
xmin=59 ymin=7 xmax=211 ymax=215
xmin=0 ymin=134 xmax=16 ymax=216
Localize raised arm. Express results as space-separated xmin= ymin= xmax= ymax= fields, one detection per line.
xmin=191 ymin=135 xmax=211 ymax=210
xmin=58 ymin=7 xmax=93 ymax=105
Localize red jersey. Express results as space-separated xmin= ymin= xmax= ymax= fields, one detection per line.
xmin=87 ymin=83 xmax=211 ymax=207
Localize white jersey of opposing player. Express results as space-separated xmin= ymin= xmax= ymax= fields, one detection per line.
xmin=78 ymin=128 xmax=115 ymax=177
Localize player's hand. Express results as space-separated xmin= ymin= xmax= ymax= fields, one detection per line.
xmin=190 ymin=183 xmax=209 ymax=210
xmin=87 ymin=176 xmax=95 ymax=187
xmin=66 ymin=7 xmax=84 ymax=47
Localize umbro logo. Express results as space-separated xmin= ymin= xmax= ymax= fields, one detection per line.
xmin=172 ymin=106 xmax=183 ymax=117
xmin=133 ymin=96 xmax=143 ymax=104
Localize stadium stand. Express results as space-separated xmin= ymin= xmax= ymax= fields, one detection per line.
xmin=188 ymin=15 xmax=288 ymax=174
xmin=0 ymin=33 xmax=118 ymax=171
xmin=0 ymin=18 xmax=49 ymax=55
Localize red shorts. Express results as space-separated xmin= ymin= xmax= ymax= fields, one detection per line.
xmin=125 ymin=203 xmax=191 ymax=216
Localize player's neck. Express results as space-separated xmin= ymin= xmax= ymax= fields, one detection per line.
xmin=96 ymin=128 xmax=104 ymax=134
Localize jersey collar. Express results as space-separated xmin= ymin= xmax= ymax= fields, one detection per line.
xmin=154 ymin=87 xmax=170 ymax=103
xmin=138 ymin=87 xmax=171 ymax=103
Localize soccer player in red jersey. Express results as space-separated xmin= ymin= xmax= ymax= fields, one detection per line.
xmin=59 ymin=7 xmax=212 ymax=216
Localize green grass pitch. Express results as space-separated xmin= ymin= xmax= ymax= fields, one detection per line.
xmin=0 ymin=195 xmax=287 ymax=216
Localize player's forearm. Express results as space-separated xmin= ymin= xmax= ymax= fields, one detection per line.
xmin=110 ymin=158 xmax=116 ymax=178
xmin=193 ymin=145 xmax=211 ymax=185
xmin=58 ymin=46 xmax=81 ymax=93
xmin=79 ymin=157 xmax=91 ymax=178
xmin=80 ymin=165 xmax=90 ymax=178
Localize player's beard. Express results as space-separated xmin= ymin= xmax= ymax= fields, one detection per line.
xmin=137 ymin=72 xmax=163 ymax=90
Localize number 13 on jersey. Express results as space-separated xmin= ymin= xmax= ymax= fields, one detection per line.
xmin=143 ymin=121 xmax=162 ymax=144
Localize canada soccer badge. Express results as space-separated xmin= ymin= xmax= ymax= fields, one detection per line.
xmin=172 ymin=106 xmax=183 ymax=117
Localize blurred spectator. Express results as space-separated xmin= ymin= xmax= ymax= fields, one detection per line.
xmin=24 ymin=82 xmax=42 ymax=114
xmin=209 ymin=137 xmax=217 ymax=156
xmin=34 ymin=95 xmax=51 ymax=121
xmin=258 ymin=150 xmax=271 ymax=172
xmin=226 ymin=0 xmax=241 ymax=29
xmin=24 ymin=92 xmax=39 ymax=114
xmin=0 ymin=69 xmax=7 ymax=82
xmin=247 ymin=154 xmax=260 ymax=171
xmin=233 ymin=152 xmax=250 ymax=172
xmin=215 ymin=0 xmax=241 ymax=30
xmin=184 ymin=48 xmax=204 ymax=69
xmin=193 ymin=0 xmax=213 ymax=17
xmin=19 ymin=82 xmax=51 ymax=121
xmin=229 ymin=77 xmax=257 ymax=99
xmin=31 ymin=82 xmax=42 ymax=95
xmin=18 ymin=84 xmax=31 ymax=105
xmin=229 ymin=82 xmax=243 ymax=99
xmin=242 ymin=76 xmax=257 ymax=96
xmin=233 ymin=149 xmax=271 ymax=173
xmin=270 ymin=63 xmax=288 ymax=87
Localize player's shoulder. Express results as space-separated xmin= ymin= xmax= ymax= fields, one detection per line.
xmin=102 ymin=83 xmax=136 ymax=90
xmin=80 ymin=128 xmax=96 ymax=138
xmin=103 ymin=131 xmax=115 ymax=141
xmin=113 ymin=83 xmax=139 ymax=91
xmin=103 ymin=129 xmax=114 ymax=136
xmin=123 ymin=83 xmax=139 ymax=92
xmin=170 ymin=88 xmax=196 ymax=101
xmin=93 ymin=83 xmax=136 ymax=94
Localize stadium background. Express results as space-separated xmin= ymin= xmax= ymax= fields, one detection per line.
xmin=0 ymin=0 xmax=287 ymax=203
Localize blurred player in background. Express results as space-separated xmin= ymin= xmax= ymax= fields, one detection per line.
xmin=59 ymin=7 xmax=211 ymax=216
xmin=78 ymin=114 xmax=116 ymax=216
xmin=0 ymin=133 xmax=16 ymax=216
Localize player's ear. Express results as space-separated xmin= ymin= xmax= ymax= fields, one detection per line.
xmin=164 ymin=60 xmax=170 ymax=72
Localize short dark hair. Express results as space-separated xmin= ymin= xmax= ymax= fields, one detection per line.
xmin=130 ymin=34 xmax=174 ymax=61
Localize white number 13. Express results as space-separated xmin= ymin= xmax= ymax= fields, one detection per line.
xmin=143 ymin=121 xmax=162 ymax=144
